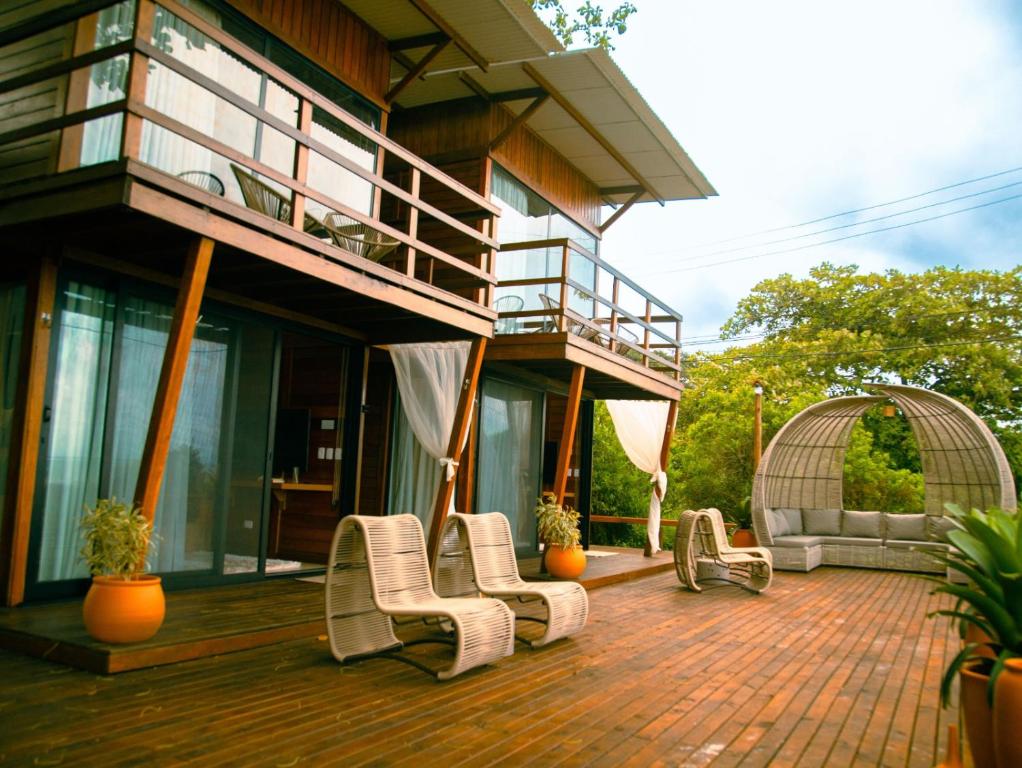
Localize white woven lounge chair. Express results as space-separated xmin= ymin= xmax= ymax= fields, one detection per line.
xmin=325 ymin=514 xmax=515 ymax=680
xmin=674 ymin=508 xmax=773 ymax=594
xmin=434 ymin=512 xmax=589 ymax=647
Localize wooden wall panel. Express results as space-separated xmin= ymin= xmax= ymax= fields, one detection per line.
xmin=356 ymin=349 xmax=394 ymax=515
xmin=385 ymin=98 xmax=491 ymax=161
xmin=227 ymin=0 xmax=390 ymax=105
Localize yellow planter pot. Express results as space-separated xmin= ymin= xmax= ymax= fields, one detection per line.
xmin=83 ymin=575 xmax=165 ymax=644
xmin=545 ymin=546 xmax=586 ymax=579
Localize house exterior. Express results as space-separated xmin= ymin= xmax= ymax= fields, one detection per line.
xmin=0 ymin=0 xmax=713 ymax=607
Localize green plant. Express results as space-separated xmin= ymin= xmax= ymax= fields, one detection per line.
xmin=79 ymin=498 xmax=155 ymax=579
xmin=926 ymin=503 xmax=1022 ymax=704
xmin=726 ymin=496 xmax=753 ymax=530
xmin=534 ymin=493 xmax=581 ymax=549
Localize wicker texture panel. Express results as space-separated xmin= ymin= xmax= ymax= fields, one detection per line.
xmin=435 ymin=513 xmax=589 ymax=648
xmin=767 ymin=545 xmax=823 ymax=572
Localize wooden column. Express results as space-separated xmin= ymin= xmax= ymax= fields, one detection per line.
xmin=553 ymin=366 xmax=586 ymax=505
xmin=289 ymin=98 xmax=312 ymax=231
xmin=134 ymin=237 xmax=214 ymax=531
xmin=426 ymin=337 xmax=487 ymax=564
xmin=1 ymin=255 xmax=58 ymax=606
xmin=405 ymin=168 xmax=420 ymax=278
xmin=645 ymin=399 xmax=680 ymax=557
xmin=455 ymin=390 xmax=479 ymax=515
xmin=120 ymin=0 xmax=156 ymax=161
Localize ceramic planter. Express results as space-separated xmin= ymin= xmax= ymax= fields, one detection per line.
xmin=83 ymin=574 xmax=165 ymax=644
xmin=960 ymin=662 xmax=995 ymax=768
xmin=995 ymin=659 xmax=1022 ymax=768
xmin=545 ymin=545 xmax=586 ymax=579
xmin=731 ymin=528 xmax=757 ymax=548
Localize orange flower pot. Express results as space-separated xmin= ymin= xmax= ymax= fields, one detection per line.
xmin=545 ymin=546 xmax=586 ymax=579
xmin=83 ymin=575 xmax=165 ymax=644
xmin=960 ymin=663 xmax=995 ymax=768
xmin=732 ymin=528 xmax=757 ymax=548
xmin=995 ymin=659 xmax=1022 ymax=768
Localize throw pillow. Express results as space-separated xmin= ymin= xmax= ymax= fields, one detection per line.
xmin=885 ymin=513 xmax=927 ymax=541
xmin=778 ymin=508 xmax=803 ymax=535
xmin=803 ymin=508 xmax=842 ymax=535
xmin=766 ymin=508 xmax=790 ymax=537
xmin=841 ymin=510 xmax=883 ymax=538
xmin=927 ymin=515 xmax=958 ymax=542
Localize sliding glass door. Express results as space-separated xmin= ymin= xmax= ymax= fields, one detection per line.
xmin=0 ymin=282 xmax=26 ymax=535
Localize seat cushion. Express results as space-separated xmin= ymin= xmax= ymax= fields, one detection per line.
xmin=771 ymin=535 xmax=824 ymax=548
xmin=884 ymin=513 xmax=928 ymax=542
xmin=886 ymin=539 xmax=948 ymax=552
xmin=778 ymin=508 xmax=803 ymax=535
xmin=766 ymin=509 xmax=791 ymax=537
xmin=803 ymin=508 xmax=841 ymax=535
xmin=927 ymin=515 xmax=958 ymax=542
xmin=819 ymin=536 xmax=884 ymax=547
xmin=842 ymin=510 xmax=883 ymax=538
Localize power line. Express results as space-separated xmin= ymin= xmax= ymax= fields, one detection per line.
xmin=666 ymin=164 xmax=1022 ymax=252
xmin=656 ymin=191 xmax=1022 ymax=275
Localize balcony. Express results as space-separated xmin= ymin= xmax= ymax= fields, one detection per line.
xmin=490 ymin=238 xmax=683 ymax=399
xmin=0 ymin=0 xmax=499 ymax=339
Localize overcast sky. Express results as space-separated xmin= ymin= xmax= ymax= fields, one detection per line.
xmin=596 ymin=0 xmax=1022 ymax=348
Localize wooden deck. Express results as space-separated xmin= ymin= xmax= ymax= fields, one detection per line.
xmin=0 ymin=546 xmax=671 ymax=674
xmin=0 ymin=567 xmax=958 ymax=767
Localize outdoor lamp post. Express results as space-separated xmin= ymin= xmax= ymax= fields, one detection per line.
xmin=753 ymin=382 xmax=763 ymax=473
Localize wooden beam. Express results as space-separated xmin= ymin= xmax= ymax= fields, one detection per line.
xmin=599 ymin=184 xmax=645 ymax=197
xmin=522 ymin=62 xmax=665 ymax=206
xmin=426 ymin=337 xmax=487 ymax=564
xmin=406 ymin=0 xmax=489 ymax=72
xmin=490 ymin=87 xmax=548 ymax=103
xmin=645 ymin=399 xmax=679 ymax=556
xmin=455 ymin=389 xmax=479 ymax=514
xmin=134 ymin=237 xmax=214 ymax=531
xmin=489 ymin=93 xmax=549 ymax=152
xmin=599 ymin=190 xmax=643 ymax=234
xmin=553 ymin=366 xmax=586 ymax=505
xmin=385 ymin=38 xmax=451 ymax=103
xmin=458 ymin=72 xmax=493 ymax=102
xmin=1 ymin=254 xmax=58 ymax=606
xmin=389 ymin=32 xmax=448 ymax=51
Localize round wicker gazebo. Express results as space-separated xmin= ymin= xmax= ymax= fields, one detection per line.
xmin=751 ymin=383 xmax=1017 ymax=538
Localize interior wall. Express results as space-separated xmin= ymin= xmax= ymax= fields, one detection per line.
xmin=356 ymin=348 xmax=395 ymax=515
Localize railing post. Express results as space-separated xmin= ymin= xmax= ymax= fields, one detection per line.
xmin=56 ymin=11 xmax=98 ymax=171
xmin=290 ymin=97 xmax=312 ymax=231
xmin=558 ymin=243 xmax=570 ymax=332
xmin=643 ymin=299 xmax=652 ymax=367
xmin=121 ymin=0 xmax=156 ymax=161
xmin=406 ymin=167 xmax=420 ymax=278
xmin=675 ymin=318 xmax=682 ymax=380
xmin=609 ymin=277 xmax=620 ymax=351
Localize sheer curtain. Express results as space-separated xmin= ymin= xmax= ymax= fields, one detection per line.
xmin=388 ymin=397 xmax=442 ymax=526
xmin=388 ymin=342 xmax=470 ymax=530
xmin=606 ymin=400 xmax=673 ymax=554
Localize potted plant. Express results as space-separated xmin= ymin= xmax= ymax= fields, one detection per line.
xmin=926 ymin=504 xmax=1022 ymax=768
xmin=535 ymin=493 xmax=586 ymax=579
xmin=728 ymin=496 xmax=756 ymax=548
xmin=80 ymin=498 xmax=165 ymax=644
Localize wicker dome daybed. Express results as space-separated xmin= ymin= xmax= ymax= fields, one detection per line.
xmin=751 ymin=383 xmax=1017 ymax=572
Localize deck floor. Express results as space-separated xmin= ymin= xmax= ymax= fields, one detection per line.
xmin=0 ymin=567 xmax=958 ymax=767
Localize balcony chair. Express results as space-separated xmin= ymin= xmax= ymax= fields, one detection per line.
xmin=493 ymin=294 xmax=525 ymax=334
xmin=434 ymin=512 xmax=589 ymax=647
xmin=325 ymin=513 xmax=515 ymax=680
xmin=176 ymin=170 xmax=225 ymax=196
xmin=321 ymin=211 xmax=400 ymax=262
xmin=537 ymin=293 xmax=602 ymax=342
xmin=674 ymin=507 xmax=773 ymax=594
xmin=230 ymin=163 xmax=326 ymax=235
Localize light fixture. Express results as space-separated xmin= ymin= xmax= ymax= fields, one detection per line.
xmin=753 ymin=382 xmax=763 ymax=396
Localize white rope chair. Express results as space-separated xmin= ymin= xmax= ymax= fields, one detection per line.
xmin=322 ymin=212 xmax=400 ymax=262
xmin=325 ymin=514 xmax=515 ymax=680
xmin=674 ymin=508 xmax=773 ymax=594
xmin=435 ymin=512 xmax=589 ymax=647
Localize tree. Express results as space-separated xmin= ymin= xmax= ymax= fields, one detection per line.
xmin=530 ymin=1 xmax=637 ymax=50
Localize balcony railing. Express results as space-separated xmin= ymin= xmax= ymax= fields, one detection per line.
xmin=494 ymin=238 xmax=683 ymax=381
xmin=0 ymin=0 xmax=499 ymax=304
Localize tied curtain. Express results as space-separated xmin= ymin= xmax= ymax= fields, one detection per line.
xmin=606 ymin=400 xmax=673 ymax=554
xmin=389 ymin=342 xmax=470 ymax=527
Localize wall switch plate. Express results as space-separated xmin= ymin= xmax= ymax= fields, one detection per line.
xmin=317 ymin=447 xmax=326 ymax=459
xmin=321 ymin=419 xmax=336 ymax=430
xmin=243 ymin=520 xmax=254 ymax=529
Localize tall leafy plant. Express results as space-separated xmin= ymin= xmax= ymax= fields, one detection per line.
xmin=80 ymin=499 xmax=156 ymax=579
xmin=927 ymin=504 xmax=1022 ymax=704
xmin=535 ymin=493 xmax=581 ymax=549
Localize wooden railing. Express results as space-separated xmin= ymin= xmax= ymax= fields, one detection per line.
xmin=0 ymin=0 xmax=499 ymax=302
xmin=495 ymin=238 xmax=683 ymax=379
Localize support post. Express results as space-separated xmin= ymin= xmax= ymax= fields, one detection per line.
xmin=134 ymin=238 xmax=214 ymax=536
xmin=426 ymin=337 xmax=487 ymax=564
xmin=753 ymin=381 xmax=763 ymax=473
xmin=1 ymin=255 xmax=58 ymax=606
xmin=553 ymin=366 xmax=586 ymax=505
xmin=645 ymin=399 xmax=679 ymax=557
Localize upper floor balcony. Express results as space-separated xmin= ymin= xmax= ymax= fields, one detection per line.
xmin=0 ymin=0 xmax=499 ymax=341
xmin=490 ymin=238 xmax=683 ymax=400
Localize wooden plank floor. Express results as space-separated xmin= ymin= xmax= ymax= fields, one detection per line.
xmin=0 ymin=567 xmax=958 ymax=767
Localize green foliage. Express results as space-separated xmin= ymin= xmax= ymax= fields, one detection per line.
xmin=530 ymin=1 xmax=637 ymax=49
xmin=926 ymin=504 xmax=1022 ymax=705
xmin=79 ymin=499 xmax=155 ymax=579
xmin=842 ymin=419 xmax=925 ymax=513
xmin=535 ymin=493 xmax=582 ymax=548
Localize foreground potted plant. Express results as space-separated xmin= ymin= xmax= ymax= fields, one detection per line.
xmin=80 ymin=498 xmax=165 ymax=644
xmin=728 ymin=496 xmax=756 ymax=548
xmin=535 ymin=493 xmax=586 ymax=579
xmin=926 ymin=504 xmax=1022 ymax=768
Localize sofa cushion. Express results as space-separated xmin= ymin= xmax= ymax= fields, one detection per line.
xmin=779 ymin=508 xmax=803 ymax=535
xmin=766 ymin=509 xmax=790 ymax=537
xmin=886 ymin=539 xmax=948 ymax=552
xmin=770 ymin=535 xmax=824 ymax=548
xmin=819 ymin=536 xmax=884 ymax=547
xmin=803 ymin=508 xmax=842 ymax=535
xmin=842 ymin=510 xmax=883 ymax=538
xmin=884 ymin=513 xmax=927 ymax=542
xmin=927 ymin=515 xmax=958 ymax=542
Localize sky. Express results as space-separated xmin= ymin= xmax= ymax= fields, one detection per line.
xmin=595 ymin=0 xmax=1022 ymax=349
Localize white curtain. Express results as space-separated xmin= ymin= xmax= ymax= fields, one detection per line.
xmin=389 ymin=342 xmax=471 ymax=528
xmin=606 ymin=400 xmax=673 ymax=554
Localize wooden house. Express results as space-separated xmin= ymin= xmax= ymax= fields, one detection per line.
xmin=0 ymin=0 xmax=713 ymax=608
